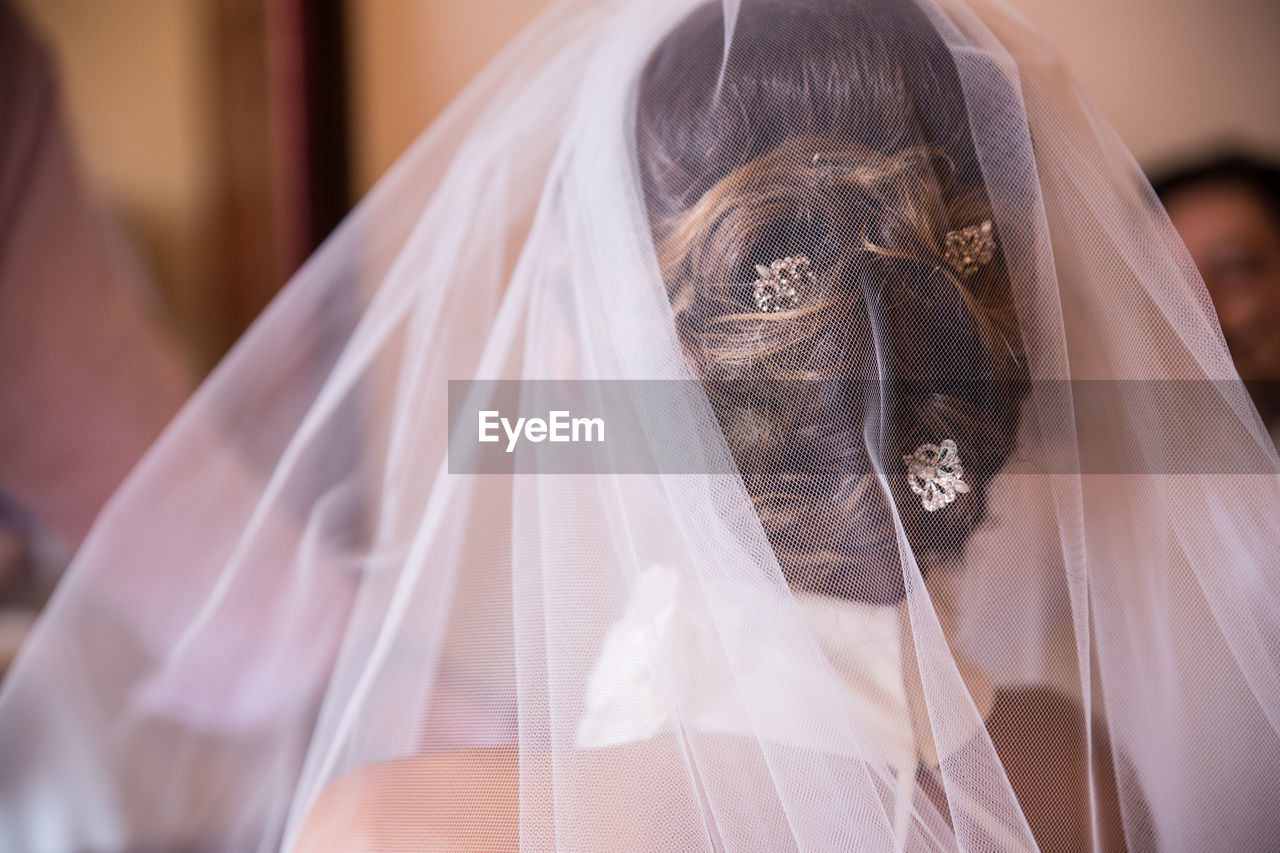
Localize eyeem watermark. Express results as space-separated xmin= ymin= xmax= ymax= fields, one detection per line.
xmin=479 ymin=410 xmax=605 ymax=452
xmin=448 ymin=380 xmax=731 ymax=474
xmin=448 ymin=379 xmax=1280 ymax=475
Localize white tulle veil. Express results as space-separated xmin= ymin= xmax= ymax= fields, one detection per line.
xmin=3 ymin=0 xmax=1279 ymax=850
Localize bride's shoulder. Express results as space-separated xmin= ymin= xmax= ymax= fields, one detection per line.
xmin=290 ymin=735 xmax=754 ymax=851
xmin=291 ymin=749 xmax=519 ymax=853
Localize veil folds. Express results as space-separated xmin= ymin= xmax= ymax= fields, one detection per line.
xmin=2 ymin=0 xmax=1279 ymax=850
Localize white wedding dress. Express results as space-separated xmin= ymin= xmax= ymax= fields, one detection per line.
xmin=577 ymin=564 xmax=994 ymax=773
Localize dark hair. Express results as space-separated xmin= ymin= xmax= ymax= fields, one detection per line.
xmin=1152 ymin=152 xmax=1280 ymax=234
xmin=636 ymin=0 xmax=1028 ymax=603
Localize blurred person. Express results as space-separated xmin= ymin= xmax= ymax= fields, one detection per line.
xmin=1 ymin=1 xmax=1279 ymax=852
xmin=1154 ymin=153 xmax=1280 ymax=446
xmin=0 ymin=1 xmax=191 ymax=673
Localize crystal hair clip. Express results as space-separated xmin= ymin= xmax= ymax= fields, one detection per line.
xmin=942 ymin=220 xmax=995 ymax=278
xmin=904 ymin=439 xmax=970 ymax=511
xmin=749 ymin=219 xmax=994 ymax=314
xmin=753 ymin=255 xmax=812 ymax=312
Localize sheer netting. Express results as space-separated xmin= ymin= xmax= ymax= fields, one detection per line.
xmin=3 ymin=0 xmax=1279 ymax=850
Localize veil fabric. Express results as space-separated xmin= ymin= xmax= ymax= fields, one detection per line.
xmin=2 ymin=0 xmax=1279 ymax=850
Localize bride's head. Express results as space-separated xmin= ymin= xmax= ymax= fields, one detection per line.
xmin=637 ymin=0 xmax=1029 ymax=603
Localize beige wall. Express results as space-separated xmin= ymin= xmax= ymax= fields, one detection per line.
xmin=346 ymin=0 xmax=1280 ymax=194
xmin=16 ymin=0 xmax=218 ymax=339
xmin=1010 ymin=0 xmax=1280 ymax=169
xmin=345 ymin=0 xmax=548 ymax=195
xmin=17 ymin=0 xmax=282 ymax=369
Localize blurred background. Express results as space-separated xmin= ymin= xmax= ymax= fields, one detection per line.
xmin=0 ymin=0 xmax=1278 ymax=672
xmin=13 ymin=0 xmax=1280 ymax=372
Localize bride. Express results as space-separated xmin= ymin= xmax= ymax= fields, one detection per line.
xmin=2 ymin=0 xmax=1278 ymax=850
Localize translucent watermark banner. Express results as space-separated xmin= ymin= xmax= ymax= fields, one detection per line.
xmin=447 ymin=380 xmax=737 ymax=474
xmin=447 ymin=379 xmax=1280 ymax=475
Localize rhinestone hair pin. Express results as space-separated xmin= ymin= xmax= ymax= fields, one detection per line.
xmin=753 ymin=255 xmax=812 ymax=312
xmin=904 ymin=439 xmax=970 ymax=511
xmin=942 ymin=220 xmax=996 ymax=278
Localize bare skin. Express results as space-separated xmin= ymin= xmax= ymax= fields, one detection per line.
xmin=293 ymin=687 xmax=1135 ymax=852
xmin=292 ymin=748 xmax=520 ymax=852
